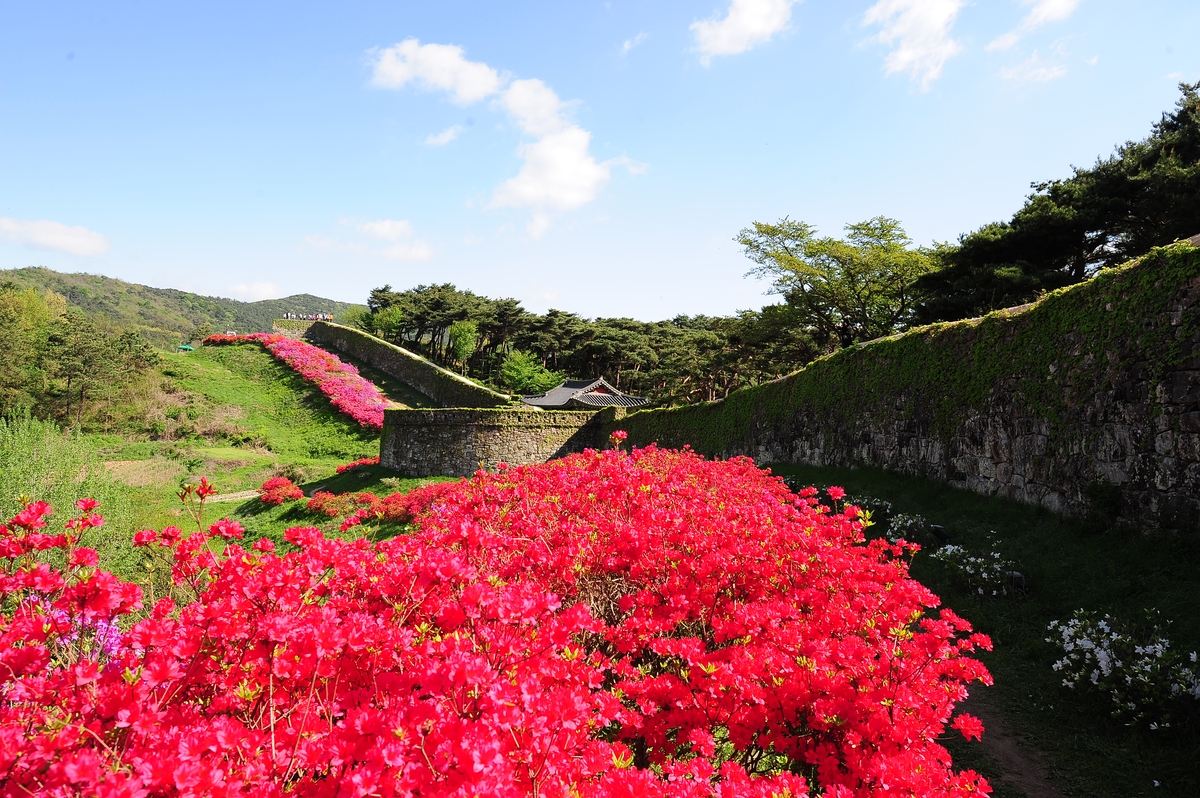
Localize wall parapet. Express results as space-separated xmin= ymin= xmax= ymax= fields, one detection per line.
xmin=381 ymin=408 xmax=616 ymax=477
xmin=305 ymin=321 xmax=513 ymax=409
xmin=604 ymin=243 xmax=1200 ymax=530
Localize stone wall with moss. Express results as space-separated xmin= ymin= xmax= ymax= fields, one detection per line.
xmin=305 ymin=322 xmax=514 ymax=409
xmin=605 ymin=244 xmax=1200 ymax=529
xmin=381 ymin=409 xmax=611 ymax=477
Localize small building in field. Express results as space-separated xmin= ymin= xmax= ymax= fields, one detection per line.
xmin=521 ymin=377 xmax=649 ymax=410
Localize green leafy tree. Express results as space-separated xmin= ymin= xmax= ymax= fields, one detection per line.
xmin=44 ymin=310 xmax=118 ymax=426
xmin=738 ymin=216 xmax=935 ymax=346
xmin=337 ymin=305 xmax=372 ymax=333
xmin=499 ymin=350 xmax=564 ymax=394
xmin=188 ymin=322 xmax=214 ymax=344
xmin=367 ymin=284 xmax=400 ymax=314
xmin=0 ymin=284 xmax=64 ymax=414
xmin=446 ymin=320 xmax=479 ymax=372
xmin=373 ymin=306 xmax=406 ymax=342
xmin=41 ymin=311 xmax=158 ymax=428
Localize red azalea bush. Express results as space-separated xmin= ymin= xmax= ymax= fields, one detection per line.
xmin=0 ymin=446 xmax=992 ymax=797
xmin=306 ymin=482 xmax=461 ymax=529
xmin=205 ymin=334 xmax=386 ymax=428
xmin=336 ymin=456 xmax=381 ymax=474
xmin=304 ymin=489 xmax=361 ymax=518
xmin=258 ymin=476 xmax=304 ymax=506
xmin=339 ymin=481 xmax=463 ymax=532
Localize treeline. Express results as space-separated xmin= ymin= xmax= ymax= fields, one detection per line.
xmin=355 ymin=284 xmax=818 ymax=404
xmin=0 ymin=283 xmax=160 ymax=427
xmin=356 ymin=83 xmax=1200 ymax=406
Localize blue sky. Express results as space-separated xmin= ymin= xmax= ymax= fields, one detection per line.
xmin=2 ymin=1 xmax=1198 ymax=320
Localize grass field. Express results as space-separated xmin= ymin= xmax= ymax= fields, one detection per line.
xmin=771 ymin=463 xmax=1200 ymax=798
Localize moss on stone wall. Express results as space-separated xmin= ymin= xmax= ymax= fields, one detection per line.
xmin=605 ymin=244 xmax=1200 ymax=524
xmin=613 ymin=244 xmax=1199 ymax=454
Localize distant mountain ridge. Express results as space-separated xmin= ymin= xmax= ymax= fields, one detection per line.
xmin=0 ymin=266 xmax=366 ymax=348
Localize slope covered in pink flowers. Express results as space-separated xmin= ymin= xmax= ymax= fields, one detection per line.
xmin=205 ymin=333 xmax=386 ymax=429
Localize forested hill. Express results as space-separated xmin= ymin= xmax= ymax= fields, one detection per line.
xmin=0 ymin=266 xmax=365 ymax=348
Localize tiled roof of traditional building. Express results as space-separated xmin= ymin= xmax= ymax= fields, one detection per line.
xmin=521 ymin=377 xmax=649 ymax=409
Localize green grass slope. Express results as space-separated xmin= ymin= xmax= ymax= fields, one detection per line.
xmin=162 ymin=343 xmax=381 ymax=464
xmin=0 ymin=266 xmax=365 ymax=348
xmin=100 ymin=343 xmax=382 ymax=529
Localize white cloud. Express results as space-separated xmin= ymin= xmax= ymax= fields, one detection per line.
xmin=0 ymin=217 xmax=110 ymax=257
xmin=1023 ymin=0 xmax=1080 ymax=28
xmin=526 ymin=213 xmax=553 ymax=239
xmin=227 ymin=282 xmax=281 ymax=301
xmin=621 ymin=31 xmax=648 ymax=56
xmin=370 ymin=38 xmax=502 ymax=104
xmin=863 ymin=0 xmax=965 ymax=90
xmin=999 ymin=50 xmax=1068 ymax=82
xmin=303 ymin=219 xmax=432 ymax=260
xmin=425 ymin=124 xmax=464 ymax=146
xmin=491 ymin=127 xmax=611 ymax=213
xmin=371 ymin=42 xmax=643 ymax=238
xmin=987 ymin=0 xmax=1081 ymax=51
xmin=499 ymin=78 xmax=572 ymax=137
xmin=690 ymin=0 xmax=798 ymax=64
xmin=487 ymin=79 xmax=638 ymax=233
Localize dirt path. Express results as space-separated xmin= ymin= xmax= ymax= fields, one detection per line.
xmin=962 ymin=689 xmax=1067 ymax=798
xmin=206 ymin=489 xmax=259 ymax=504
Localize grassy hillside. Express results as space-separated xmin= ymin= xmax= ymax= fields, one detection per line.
xmin=97 ymin=343 xmax=382 ymax=528
xmin=0 ymin=266 xmax=365 ymax=348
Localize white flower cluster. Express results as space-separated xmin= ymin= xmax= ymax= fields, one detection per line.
xmin=929 ymin=535 xmax=1020 ymax=597
xmin=885 ymin=512 xmax=927 ymax=544
xmin=1047 ymin=610 xmax=1200 ymax=727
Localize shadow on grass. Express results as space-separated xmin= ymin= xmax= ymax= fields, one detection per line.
xmin=301 ymin=464 xmax=454 ymax=497
xmin=770 ymin=463 xmax=1200 ymax=798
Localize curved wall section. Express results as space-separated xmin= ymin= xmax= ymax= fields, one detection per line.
xmin=381 ymin=409 xmax=611 ymax=477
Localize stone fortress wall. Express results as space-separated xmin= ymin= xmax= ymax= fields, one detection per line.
xmin=606 ymin=243 xmax=1200 ymax=529
xmin=380 ymin=408 xmax=615 ymax=477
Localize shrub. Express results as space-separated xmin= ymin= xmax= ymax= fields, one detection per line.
xmin=305 ymin=489 xmax=355 ymax=517
xmin=1048 ymin=610 xmax=1200 ymax=728
xmin=335 ymin=455 xmax=380 ymax=474
xmin=929 ymin=536 xmax=1022 ymax=598
xmin=258 ymin=476 xmax=304 ymax=505
xmin=0 ymin=446 xmax=993 ymax=796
